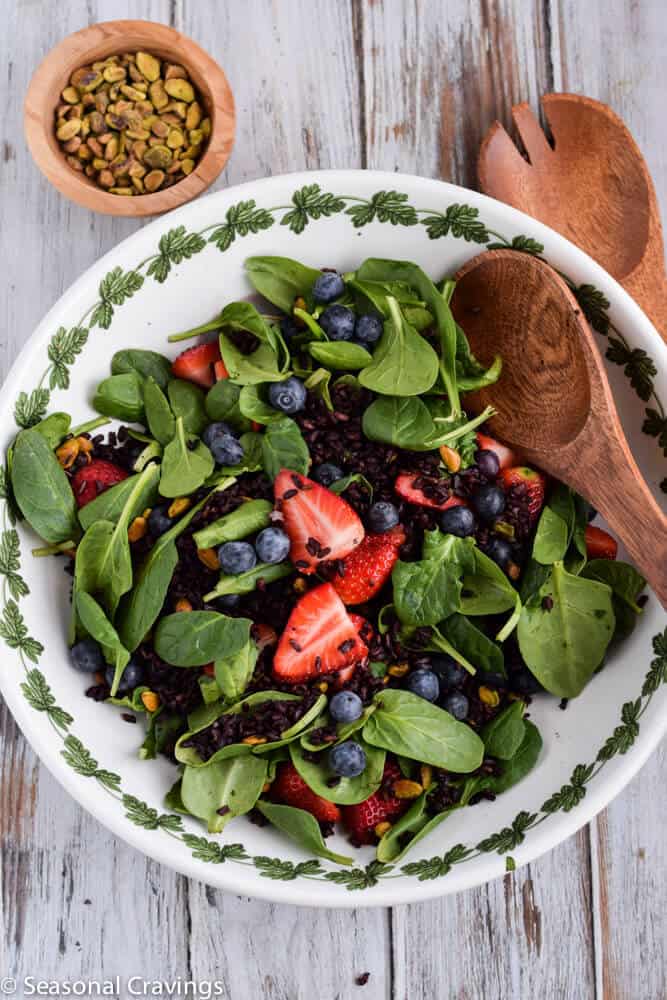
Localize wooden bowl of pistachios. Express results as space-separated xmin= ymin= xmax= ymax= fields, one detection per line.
xmin=24 ymin=20 xmax=236 ymax=216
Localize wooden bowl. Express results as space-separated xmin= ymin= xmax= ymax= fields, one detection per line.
xmin=24 ymin=20 xmax=236 ymax=217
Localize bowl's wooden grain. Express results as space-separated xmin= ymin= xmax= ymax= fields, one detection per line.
xmin=24 ymin=20 xmax=235 ymax=216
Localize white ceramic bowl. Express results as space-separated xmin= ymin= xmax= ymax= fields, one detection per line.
xmin=1 ymin=170 xmax=665 ymax=907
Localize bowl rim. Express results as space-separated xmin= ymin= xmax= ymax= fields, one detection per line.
xmin=1 ymin=168 xmax=665 ymax=907
xmin=23 ymin=18 xmax=235 ymax=217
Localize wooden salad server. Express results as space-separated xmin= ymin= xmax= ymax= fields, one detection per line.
xmin=478 ymin=93 xmax=667 ymax=345
xmin=450 ymin=249 xmax=667 ymax=608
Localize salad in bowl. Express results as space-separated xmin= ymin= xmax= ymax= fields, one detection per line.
xmin=6 ymin=252 xmax=646 ymax=867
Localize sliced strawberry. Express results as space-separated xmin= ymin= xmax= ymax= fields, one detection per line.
xmin=585 ymin=525 xmax=618 ymax=560
xmin=331 ymin=526 xmax=406 ymax=605
xmin=172 ymin=341 xmax=221 ymax=388
xmin=476 ymin=432 xmax=517 ymax=471
xmin=333 ymin=663 xmax=358 ymax=687
xmin=341 ymin=762 xmax=407 ymax=845
xmin=273 ymin=583 xmax=367 ymax=682
xmin=214 ymin=359 xmax=229 ymax=381
xmin=394 ymin=473 xmax=464 ymax=512
xmin=71 ymin=459 xmax=128 ymax=508
xmin=499 ymin=466 xmax=546 ymax=522
xmin=272 ymin=762 xmax=340 ymax=824
xmin=275 ymin=470 xmax=364 ymax=574
xmin=201 ymin=663 xmax=215 ymax=677
xmin=349 ymin=614 xmax=375 ymax=648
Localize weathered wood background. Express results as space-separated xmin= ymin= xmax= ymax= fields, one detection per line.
xmin=1 ymin=2 xmax=665 ymax=997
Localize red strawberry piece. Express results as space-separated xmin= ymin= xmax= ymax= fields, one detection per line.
xmin=214 ymin=359 xmax=229 ymax=381
xmin=499 ymin=466 xmax=546 ymax=522
xmin=273 ymin=582 xmax=367 ymax=683
xmin=275 ymin=470 xmax=364 ymax=574
xmin=71 ymin=459 xmax=128 ymax=508
xmin=201 ymin=663 xmax=215 ymax=677
xmin=171 ymin=341 xmax=222 ymax=388
xmin=331 ymin=526 xmax=406 ymax=605
xmin=272 ymin=762 xmax=341 ymax=824
xmin=476 ymin=432 xmax=517 ymax=471
xmin=394 ymin=473 xmax=465 ymax=512
xmin=585 ymin=525 xmax=618 ymax=560
xmin=341 ymin=763 xmax=406 ymax=845
xmin=349 ymin=614 xmax=375 ymax=647
xmin=333 ymin=663 xmax=358 ymax=687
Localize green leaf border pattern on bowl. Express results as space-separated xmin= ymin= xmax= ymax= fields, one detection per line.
xmin=2 ymin=185 xmax=666 ymax=892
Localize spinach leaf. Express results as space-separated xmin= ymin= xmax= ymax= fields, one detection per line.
xmin=582 ymin=560 xmax=646 ymax=614
xmin=329 ymin=472 xmax=373 ymax=499
xmin=238 ymin=384 xmax=284 ymax=425
xmin=205 ymin=379 xmax=250 ymax=431
xmin=181 ymin=755 xmax=268 ymax=833
xmin=293 ymin=307 xmax=327 ymax=343
xmin=255 ymin=800 xmax=352 ymax=865
xmin=519 ymin=558 xmax=551 ymax=604
xmin=215 ymin=639 xmax=259 ymax=703
xmin=348 ymin=277 xmax=425 ymax=318
xmin=567 ymin=494 xmax=589 ymax=573
xmin=308 ymin=341 xmax=373 ymax=371
xmin=460 ymin=547 xmax=519 ymax=617
xmin=245 ymin=256 xmax=321 ymax=314
xmin=517 ymin=562 xmax=615 ymax=697
xmin=78 ymin=469 xmax=158 ymax=532
xmin=143 ymin=377 xmax=175 ymax=445
xmin=11 ymin=427 xmax=79 ymax=543
xmin=199 ymin=675 xmax=221 ymax=705
xmin=193 ymin=499 xmax=273 ymax=550
xmin=303 ymin=368 xmax=333 ymax=411
xmin=75 ymin=590 xmax=130 ymax=696
xmin=167 ymin=380 xmax=208 ymax=436
xmin=440 ymin=613 xmax=505 ymax=676
xmin=364 ymin=689 xmax=484 ymax=772
xmin=481 ymin=702 xmax=525 ymax=759
xmin=409 ymin=623 xmax=476 ymax=676
xmin=203 ymin=561 xmax=292 ymax=602
xmin=159 ymin=418 xmax=214 ymax=498
xmin=154 ymin=611 xmax=251 ymax=667
xmin=532 ymin=505 xmax=570 ymax=565
xmin=362 ymin=396 xmax=435 ymax=450
xmin=32 ymin=412 xmax=71 ymax=448
xmin=490 ymin=720 xmax=543 ymax=794
xmin=111 ymin=349 xmax=172 ymax=389
xmin=133 ymin=440 xmax=163 ymax=473
xmin=358 ymin=297 xmax=439 ymax=397
xmin=454 ymin=323 xmax=502 ymax=392
xmin=218 ymin=302 xmax=288 ymax=384
xmin=93 ymin=373 xmax=145 ymax=423
xmin=289 ymin=738 xmax=386 ymax=804
xmin=139 ymin=711 xmax=183 ymax=761
xmin=392 ymin=557 xmax=461 ymax=627
xmin=300 ymin=706 xmax=376 ymax=752
xmin=260 ymin=417 xmax=309 ymax=480
xmin=356 ymin=259 xmax=460 ymax=412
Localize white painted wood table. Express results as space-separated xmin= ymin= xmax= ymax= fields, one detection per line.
xmin=1 ymin=2 xmax=665 ymax=997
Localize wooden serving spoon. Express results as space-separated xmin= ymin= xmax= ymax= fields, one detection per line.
xmin=450 ymin=249 xmax=667 ymax=607
xmin=478 ymin=94 xmax=667 ymax=345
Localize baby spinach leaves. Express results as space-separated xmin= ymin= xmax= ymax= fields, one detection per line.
xmin=454 ymin=323 xmax=502 ymax=393
xmin=440 ymin=614 xmax=505 ymax=676
xmin=78 ymin=468 xmax=158 ymax=532
xmin=289 ymin=738 xmax=386 ymax=804
xmin=154 ymin=611 xmax=251 ymax=667
xmin=260 ymin=417 xmax=309 ymax=480
xmin=517 ymin=562 xmax=615 ymax=697
xmin=392 ymin=532 xmax=473 ymax=627
xmin=358 ymin=297 xmax=439 ymax=397
xmin=181 ymin=755 xmax=268 ymax=833
xmin=167 ymin=380 xmax=208 ymax=436
xmin=582 ymin=559 xmax=646 ymax=613
xmin=192 ymin=499 xmax=272 ymax=550
xmin=205 ymin=379 xmax=250 ymax=431
xmin=363 ymin=689 xmax=484 ymax=772
xmin=143 ymin=377 xmax=175 ymax=445
xmin=491 ymin=720 xmax=543 ymax=794
xmin=245 ymin=256 xmax=321 ymax=314
xmin=217 ymin=302 xmax=289 ymax=384
xmin=362 ymin=396 xmax=435 ymax=450
xmin=481 ymin=702 xmax=525 ymax=759
xmin=203 ymin=561 xmax=292 ymax=602
xmin=75 ymin=591 xmax=129 ymax=696
xmin=32 ymin=412 xmax=71 ymax=448
xmin=308 ymin=341 xmax=373 ymax=371
xmin=111 ymin=349 xmax=172 ymax=389
xmin=214 ymin=639 xmax=259 ymax=704
xmin=11 ymin=428 xmax=79 ymax=543
xmin=159 ymin=417 xmax=214 ymax=498
xmin=255 ymin=800 xmax=352 ymax=865
xmin=532 ymin=484 xmax=574 ymax=564
xmin=460 ymin=547 xmax=519 ymax=618
xmin=93 ymin=373 xmax=145 ymax=423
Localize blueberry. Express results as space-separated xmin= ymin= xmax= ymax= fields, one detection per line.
xmin=442 ymin=691 xmax=469 ymax=720
xmin=328 ymin=740 xmax=367 ymax=777
xmin=510 ymin=665 xmax=544 ymax=694
xmin=472 ymin=484 xmax=506 ymax=521
xmin=70 ymin=638 xmax=104 ymax=673
xmin=406 ymin=668 xmax=440 ymax=702
xmin=215 ymin=593 xmax=242 ymax=610
xmin=268 ymin=376 xmax=307 ymax=414
xmin=354 ymin=313 xmax=383 ymax=344
xmin=368 ymin=501 xmax=399 ymax=533
xmin=255 ymin=526 xmax=291 ymax=564
xmin=148 ymin=505 xmax=173 ymax=537
xmin=313 ymin=271 xmax=345 ymax=303
xmin=475 ymin=448 xmax=500 ymax=478
xmin=329 ymin=690 xmax=364 ymax=724
xmin=320 ymin=304 xmax=355 ymax=341
xmin=485 ymin=536 xmax=513 ymax=569
xmin=440 ymin=505 xmax=475 ymax=537
xmin=218 ymin=541 xmax=257 ymax=575
xmin=313 ymin=462 xmax=344 ymax=487
xmin=203 ymin=425 xmax=245 ymax=466
xmin=106 ymin=659 xmax=144 ymax=693
xmin=431 ymin=655 xmax=467 ymax=690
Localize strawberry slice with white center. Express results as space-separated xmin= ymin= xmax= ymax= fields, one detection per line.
xmin=171 ymin=341 xmax=222 ymax=388
xmin=273 ymin=583 xmax=367 ymax=682
xmin=274 ymin=469 xmax=364 ymax=574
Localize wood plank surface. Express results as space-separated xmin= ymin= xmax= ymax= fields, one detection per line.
xmin=0 ymin=2 xmax=664 ymax=999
